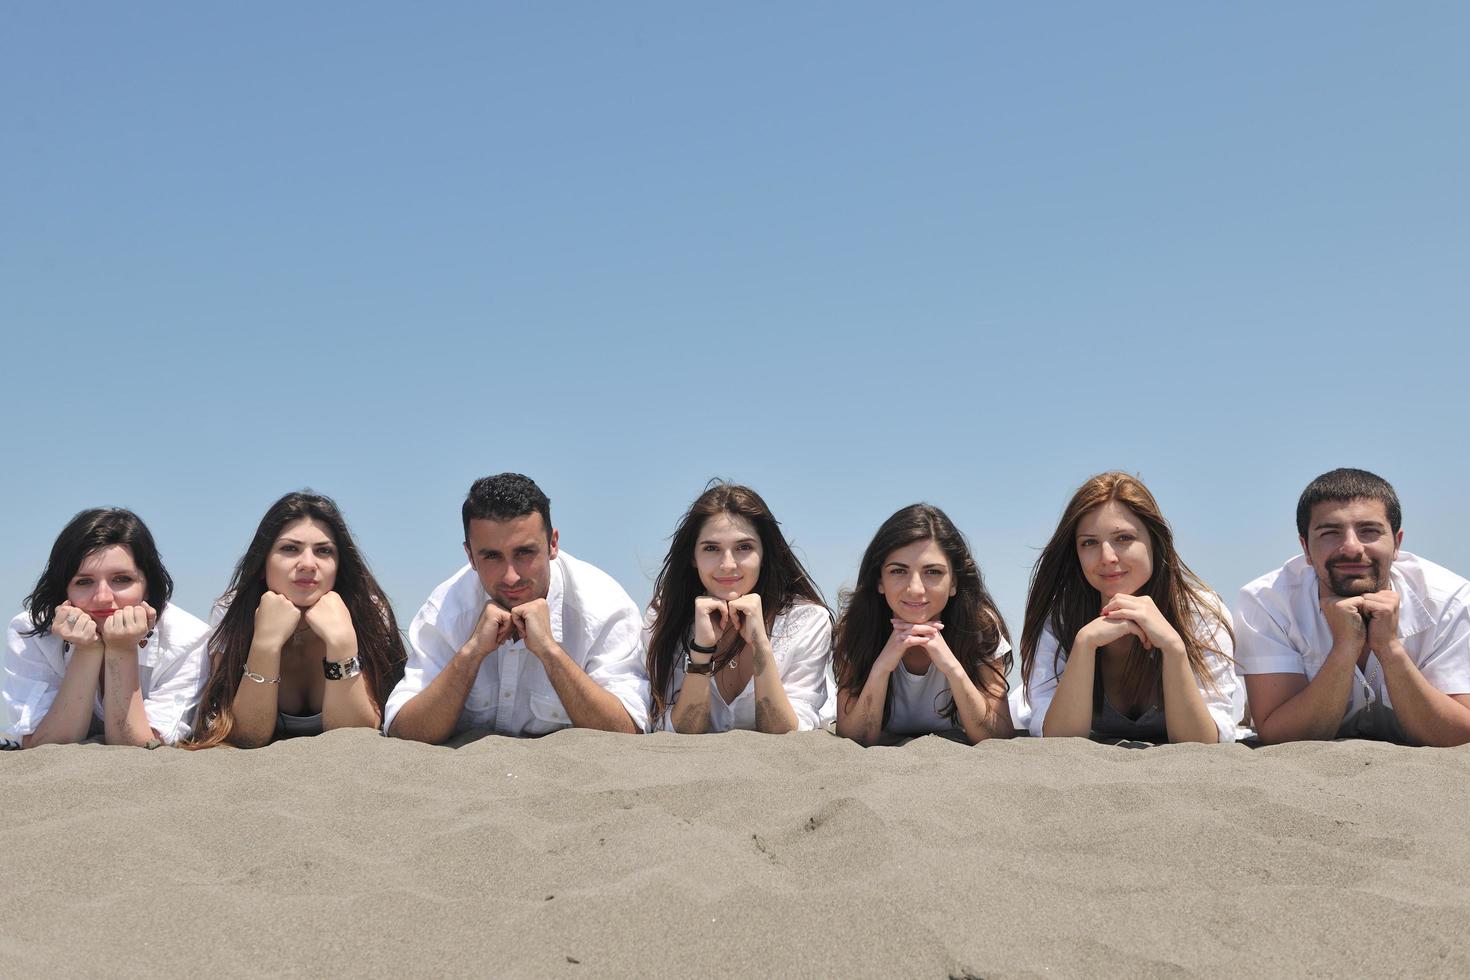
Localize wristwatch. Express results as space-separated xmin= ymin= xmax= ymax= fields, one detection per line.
xmin=685 ymin=651 xmax=715 ymax=675
xmin=322 ymin=655 xmax=361 ymax=680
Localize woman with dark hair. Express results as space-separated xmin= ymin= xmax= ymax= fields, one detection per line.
xmin=833 ymin=504 xmax=1013 ymax=746
xmin=2 ymin=508 xmax=210 ymax=748
xmin=1015 ymin=472 xmax=1240 ymax=743
xmin=189 ymin=491 xmax=406 ymax=748
xmin=645 ymin=482 xmax=831 ymax=733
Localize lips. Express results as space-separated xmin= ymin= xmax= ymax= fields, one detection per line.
xmin=292 ymin=580 xmax=319 ymax=589
xmin=86 ymin=608 xmax=117 ymax=624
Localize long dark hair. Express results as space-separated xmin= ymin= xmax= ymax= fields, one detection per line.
xmin=1020 ymin=472 xmax=1232 ymax=710
xmin=189 ymin=491 xmax=407 ymax=748
xmin=646 ymin=482 xmax=827 ymax=720
xmin=833 ymin=504 xmax=1010 ymax=728
xmin=23 ymin=508 xmax=173 ymax=636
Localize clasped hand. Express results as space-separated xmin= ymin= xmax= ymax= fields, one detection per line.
xmin=254 ymin=590 xmax=358 ymax=653
xmin=878 ymin=619 xmax=959 ymax=674
xmin=54 ymin=600 xmax=156 ymax=655
xmin=693 ymin=593 xmax=766 ymax=651
xmin=465 ymin=598 xmax=557 ymax=659
xmin=1318 ymin=582 xmax=1400 ymax=657
xmin=1076 ymin=594 xmax=1183 ymax=657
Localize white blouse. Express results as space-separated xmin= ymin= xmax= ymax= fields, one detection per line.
xmin=651 ymin=601 xmax=832 ymax=733
xmin=2 ymin=604 xmax=211 ymax=747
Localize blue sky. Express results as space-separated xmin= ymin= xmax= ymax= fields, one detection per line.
xmin=3 ymin=2 xmax=1467 ymax=638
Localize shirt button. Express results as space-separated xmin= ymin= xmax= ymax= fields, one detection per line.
xmin=502 ymin=690 xmax=511 ymax=698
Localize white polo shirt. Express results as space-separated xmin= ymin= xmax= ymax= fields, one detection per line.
xmin=384 ymin=551 xmax=650 ymax=737
xmin=1234 ymin=551 xmax=1470 ymax=719
xmin=2 ymin=604 xmax=212 ymax=747
xmin=650 ymin=600 xmax=832 ymax=733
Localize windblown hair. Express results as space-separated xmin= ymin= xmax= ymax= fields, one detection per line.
xmin=24 ymin=508 xmax=173 ymax=637
xmin=462 ymin=473 xmax=552 ymax=542
xmin=833 ymin=504 xmax=1010 ymax=728
xmin=189 ymin=491 xmax=406 ymax=749
xmin=1020 ymin=472 xmax=1231 ymax=712
xmin=645 ymin=482 xmax=828 ymax=720
xmin=1296 ymin=467 xmax=1401 ymax=538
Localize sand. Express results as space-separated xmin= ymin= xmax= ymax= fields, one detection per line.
xmin=4 ymin=730 xmax=1469 ymax=978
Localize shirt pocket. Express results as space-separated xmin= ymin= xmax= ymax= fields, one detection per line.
xmin=527 ymin=690 xmax=570 ymax=734
xmin=462 ymin=683 xmax=498 ymax=727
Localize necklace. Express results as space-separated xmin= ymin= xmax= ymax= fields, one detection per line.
xmin=1362 ymin=658 xmax=1379 ymax=704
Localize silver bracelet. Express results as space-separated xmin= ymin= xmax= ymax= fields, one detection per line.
xmin=242 ymin=664 xmax=281 ymax=685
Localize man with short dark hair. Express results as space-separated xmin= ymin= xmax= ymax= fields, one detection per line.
xmin=1235 ymin=468 xmax=1470 ymax=746
xmin=386 ymin=473 xmax=648 ymax=742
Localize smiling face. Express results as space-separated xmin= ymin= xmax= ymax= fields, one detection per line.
xmin=264 ymin=517 xmax=339 ymax=607
xmin=1301 ymin=498 xmax=1402 ymax=597
xmin=67 ymin=545 xmax=148 ymax=622
xmin=877 ymin=538 xmax=955 ymax=624
xmin=464 ymin=512 xmax=559 ymax=610
xmin=1075 ymin=500 xmax=1154 ymax=600
xmin=694 ymin=512 xmax=762 ymax=600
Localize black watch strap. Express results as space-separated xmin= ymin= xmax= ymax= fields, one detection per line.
xmin=322 ymin=656 xmax=361 ymax=680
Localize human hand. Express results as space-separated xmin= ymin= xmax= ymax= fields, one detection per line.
xmin=101 ymin=603 xmax=156 ymax=656
xmin=900 ymin=621 xmax=961 ymax=675
xmin=1317 ymin=581 xmax=1368 ymax=655
xmin=303 ymin=591 xmax=358 ymax=656
xmin=54 ymin=601 xmax=103 ymax=655
xmin=464 ymin=600 xmax=515 ymax=659
xmin=512 ymin=598 xmax=556 ymax=659
xmin=1357 ymin=590 xmax=1401 ymax=658
xmin=1074 ymin=612 xmax=1150 ymax=654
xmin=727 ymin=593 xmax=767 ymax=646
xmin=693 ymin=596 xmax=732 ymax=649
xmin=1099 ymin=594 xmax=1183 ymax=657
xmin=254 ymin=591 xmax=304 ymax=651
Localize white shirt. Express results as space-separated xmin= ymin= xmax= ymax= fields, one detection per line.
xmin=1015 ymin=598 xmax=1241 ymax=743
xmin=1234 ymin=551 xmax=1470 ymax=721
xmin=384 ymin=552 xmax=650 ymax=737
xmin=886 ymin=637 xmax=1012 ymax=737
xmin=2 ymin=604 xmax=212 ymax=747
xmin=650 ymin=601 xmax=832 ymax=733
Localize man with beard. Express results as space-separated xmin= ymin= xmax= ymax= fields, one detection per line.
xmin=1235 ymin=468 xmax=1470 ymax=745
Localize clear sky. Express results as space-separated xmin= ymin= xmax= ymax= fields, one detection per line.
xmin=4 ymin=2 xmax=1467 ymax=639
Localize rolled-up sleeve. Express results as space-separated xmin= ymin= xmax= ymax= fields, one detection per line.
xmin=1024 ymin=629 xmax=1064 ymax=738
xmin=2 ymin=617 xmax=64 ymax=747
xmin=1234 ymin=586 xmax=1308 ymax=676
xmin=776 ymin=604 xmax=832 ymax=732
xmin=1419 ymin=591 xmax=1470 ymax=696
xmin=1198 ymin=612 xmax=1242 ymax=744
xmin=583 ymin=602 xmax=651 ymax=733
xmin=383 ymin=601 xmax=459 ymax=735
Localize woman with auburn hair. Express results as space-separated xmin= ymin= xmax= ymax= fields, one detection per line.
xmin=190 ymin=491 xmax=406 ymax=748
xmin=833 ymin=504 xmax=1013 ymax=746
xmin=3 ymin=508 xmax=211 ymax=748
xmin=645 ymin=482 xmax=832 ymax=734
xmin=1016 ymin=472 xmax=1240 ymax=743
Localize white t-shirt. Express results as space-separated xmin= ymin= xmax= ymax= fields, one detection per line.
xmin=881 ymin=637 xmax=1012 ymax=737
xmin=2 ymin=604 xmax=212 ymax=747
xmin=1015 ymin=598 xmax=1241 ymax=743
xmin=649 ymin=601 xmax=832 ymax=732
xmin=384 ymin=551 xmax=650 ymax=737
xmin=1234 ymin=551 xmax=1470 ymax=723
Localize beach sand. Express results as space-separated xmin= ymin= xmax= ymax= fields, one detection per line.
xmin=4 ymin=731 xmax=1469 ymax=978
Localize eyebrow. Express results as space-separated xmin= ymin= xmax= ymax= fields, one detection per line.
xmin=700 ymin=537 xmax=757 ymax=546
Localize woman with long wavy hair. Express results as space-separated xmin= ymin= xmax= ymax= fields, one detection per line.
xmin=1015 ymin=472 xmax=1240 ymax=743
xmin=833 ymin=504 xmax=1012 ymax=746
xmin=190 ymin=491 xmax=406 ymax=748
xmin=3 ymin=508 xmax=211 ymax=748
xmin=645 ymin=482 xmax=831 ymax=734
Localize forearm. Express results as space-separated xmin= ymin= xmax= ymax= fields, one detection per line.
xmin=540 ymin=645 xmax=638 ymax=734
xmin=321 ymin=641 xmax=381 ymax=731
xmin=102 ymin=654 xmax=155 ymax=747
xmin=669 ymin=671 xmax=713 ymax=734
xmin=1041 ymin=648 xmax=1096 ymax=738
xmin=24 ymin=650 xmax=103 ymax=747
xmin=835 ymin=666 xmax=893 ymax=746
xmin=1254 ymin=649 xmax=1357 ymax=743
xmin=388 ymin=650 xmax=482 ymax=744
xmin=1160 ymin=650 xmax=1219 ymax=744
xmin=944 ymin=667 xmax=1012 ymax=743
xmin=1379 ymin=648 xmax=1470 ymax=747
xmin=229 ymin=640 xmax=286 ymax=748
xmin=751 ymin=639 xmax=798 ymax=735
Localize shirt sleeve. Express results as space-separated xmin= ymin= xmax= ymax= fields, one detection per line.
xmin=1233 ymin=585 xmax=1309 ymax=676
xmin=1417 ymin=588 xmax=1470 ymax=696
xmin=1195 ymin=608 xmax=1242 ymax=744
xmin=141 ymin=612 xmax=210 ymax=745
xmin=1024 ymin=628 xmax=1064 ymax=738
xmin=775 ymin=604 xmax=833 ymax=733
xmin=2 ymin=619 xmax=65 ymax=747
xmin=582 ymin=599 xmax=652 ymax=734
xmin=383 ymin=600 xmax=460 ymax=735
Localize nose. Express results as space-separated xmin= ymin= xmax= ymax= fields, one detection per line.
xmin=1338 ymin=528 xmax=1365 ymax=555
xmin=501 ymin=564 xmax=521 ymax=587
xmin=720 ymin=550 xmax=738 ymax=572
xmin=1100 ymin=541 xmax=1118 ymax=564
xmin=905 ymin=572 xmax=925 ymax=597
xmin=94 ymin=581 xmax=113 ymax=604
